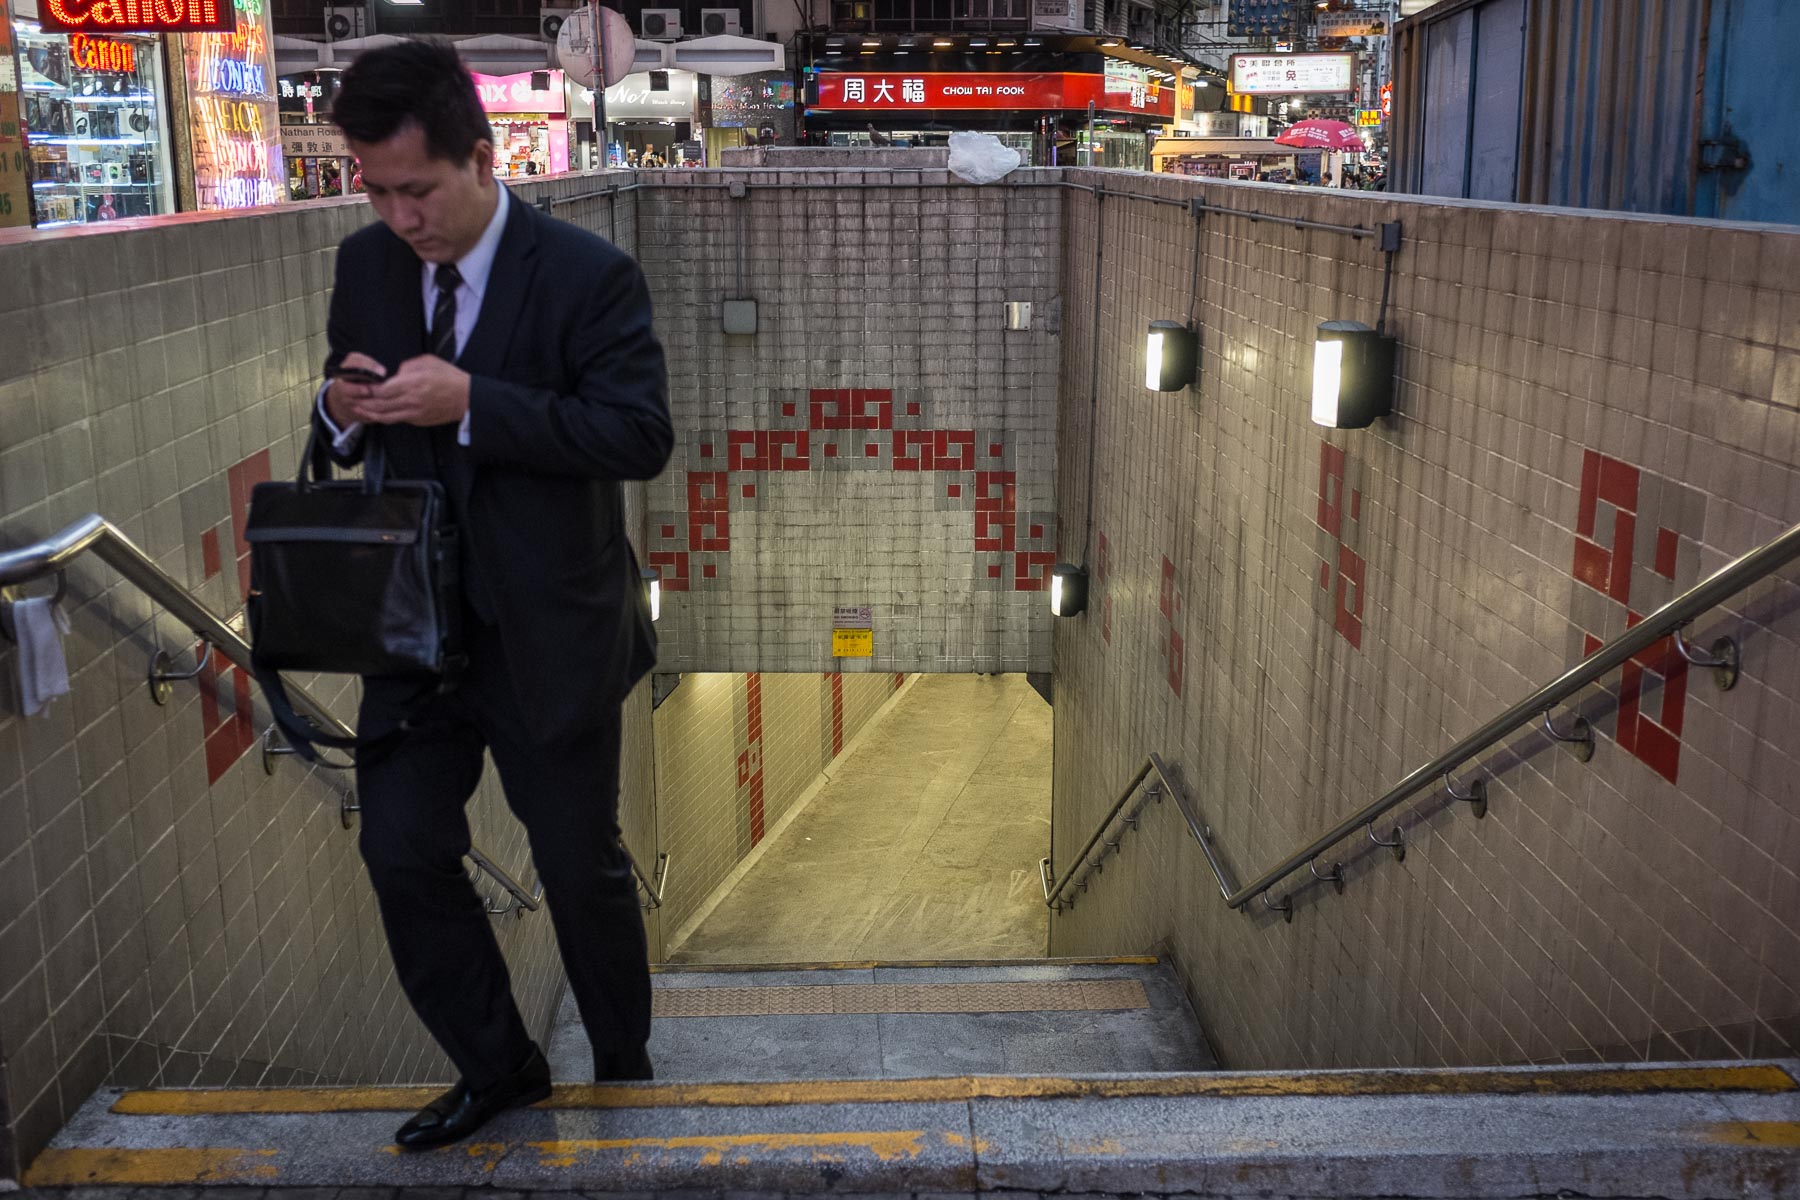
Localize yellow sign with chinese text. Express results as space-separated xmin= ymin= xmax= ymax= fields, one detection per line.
xmin=832 ymin=629 xmax=872 ymax=658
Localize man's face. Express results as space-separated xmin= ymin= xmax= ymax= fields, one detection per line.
xmin=348 ymin=120 xmax=495 ymax=264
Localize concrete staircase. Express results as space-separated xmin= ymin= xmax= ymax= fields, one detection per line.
xmin=19 ymin=958 xmax=1800 ymax=1199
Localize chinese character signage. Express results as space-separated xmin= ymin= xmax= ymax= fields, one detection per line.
xmin=0 ymin=2 xmax=28 ymax=227
xmin=280 ymin=124 xmax=349 ymax=158
xmin=1227 ymin=0 xmax=1295 ymax=39
xmin=1317 ymin=12 xmax=1385 ymax=37
xmin=1229 ymin=52 xmax=1356 ymax=95
xmin=813 ymin=71 xmax=1174 ymax=118
xmin=40 ymin=0 xmax=235 ymax=34
xmin=178 ymin=0 xmax=282 ymax=209
xmin=1356 ymin=108 xmax=1381 ymax=126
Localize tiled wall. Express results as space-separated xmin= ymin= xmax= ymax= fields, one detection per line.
xmin=653 ymin=670 xmax=907 ymax=940
xmin=635 ymin=169 xmax=1062 ymax=676
xmin=0 ymin=173 xmax=655 ymax=1175
xmin=1047 ymin=170 xmax=1800 ymax=1069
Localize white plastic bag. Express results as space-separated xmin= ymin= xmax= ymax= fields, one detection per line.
xmin=947 ymin=132 xmax=1022 ymax=184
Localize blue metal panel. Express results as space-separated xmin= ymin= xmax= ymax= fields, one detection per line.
xmin=1695 ymin=0 xmax=1798 ymax=223
xmin=1465 ymin=0 xmax=1525 ymax=200
xmin=1418 ymin=9 xmax=1474 ymax=196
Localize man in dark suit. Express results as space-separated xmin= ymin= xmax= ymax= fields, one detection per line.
xmin=317 ymin=41 xmax=672 ymax=1148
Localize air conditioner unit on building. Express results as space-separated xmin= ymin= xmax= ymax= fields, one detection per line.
xmin=324 ymin=4 xmax=366 ymax=41
xmin=699 ymin=8 xmax=742 ymax=35
xmin=640 ymin=8 xmax=683 ymax=39
xmin=540 ymin=6 xmax=576 ymax=41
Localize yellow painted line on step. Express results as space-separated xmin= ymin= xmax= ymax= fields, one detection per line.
xmin=1705 ymin=1121 xmax=1800 ymax=1148
xmin=112 ymin=1063 xmax=1798 ymax=1116
xmin=24 ymin=1147 xmax=279 ymax=1187
xmin=652 ymin=955 xmax=1161 ymax=973
xmin=522 ymin=1129 xmax=938 ymax=1169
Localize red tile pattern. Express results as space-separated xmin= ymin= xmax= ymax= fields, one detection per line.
xmin=893 ymin=429 xmax=976 ymax=471
xmin=653 ymin=388 xmax=1047 ymax=595
xmin=830 ymin=673 xmax=845 ymax=756
xmin=1159 ymin=555 xmax=1184 ymax=697
xmin=737 ymin=672 xmax=766 ymax=845
xmin=688 ymin=471 xmax=731 ymax=553
xmin=226 ymin=450 xmax=271 ymax=599
xmin=1316 ymin=442 xmax=1366 ymax=651
xmin=1571 ymin=449 xmax=1693 ymax=785
xmin=811 ymin=388 xmax=893 ymax=430
xmin=197 ymin=451 xmax=273 ymax=785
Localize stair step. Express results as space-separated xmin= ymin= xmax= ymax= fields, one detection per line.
xmin=555 ymin=958 xmax=1218 ymax=1081
xmin=27 ymin=1062 xmax=1800 ymax=1197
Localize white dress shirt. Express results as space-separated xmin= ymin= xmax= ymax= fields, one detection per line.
xmin=320 ymin=182 xmax=512 ymax=451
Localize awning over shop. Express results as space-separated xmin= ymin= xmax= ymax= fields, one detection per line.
xmin=667 ymin=34 xmax=784 ymax=77
xmin=276 ymin=32 xmax=552 ymax=77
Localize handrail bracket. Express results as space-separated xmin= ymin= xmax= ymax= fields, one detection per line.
xmin=1674 ymin=624 xmax=1740 ymax=691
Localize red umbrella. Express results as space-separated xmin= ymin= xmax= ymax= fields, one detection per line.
xmin=1274 ymin=119 xmax=1367 ymax=150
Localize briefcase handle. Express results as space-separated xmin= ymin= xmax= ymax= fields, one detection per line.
xmin=299 ymin=425 xmax=388 ymax=496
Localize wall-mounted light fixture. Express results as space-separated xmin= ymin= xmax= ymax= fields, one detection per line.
xmin=1050 ymin=563 xmax=1089 ymax=617
xmin=1311 ymin=320 xmax=1395 ymax=429
xmin=642 ymin=566 xmax=662 ymax=622
xmin=1146 ymin=320 xmax=1197 ymax=391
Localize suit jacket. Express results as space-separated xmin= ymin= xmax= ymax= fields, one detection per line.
xmin=317 ymin=192 xmax=672 ymax=744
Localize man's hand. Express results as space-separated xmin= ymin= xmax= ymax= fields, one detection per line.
xmin=324 ymin=351 xmax=386 ymax=430
xmin=338 ymin=355 xmax=472 ymax=429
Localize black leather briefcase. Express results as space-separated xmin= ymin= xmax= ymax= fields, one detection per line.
xmin=245 ymin=428 xmax=461 ymax=761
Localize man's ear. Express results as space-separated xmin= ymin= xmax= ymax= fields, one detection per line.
xmin=471 ymin=138 xmax=495 ymax=178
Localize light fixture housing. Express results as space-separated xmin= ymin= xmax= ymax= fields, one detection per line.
xmin=1050 ymin=563 xmax=1089 ymax=617
xmin=1311 ymin=320 xmax=1396 ymax=429
xmin=1145 ymin=320 xmax=1198 ymax=391
xmin=641 ymin=567 xmax=662 ymax=622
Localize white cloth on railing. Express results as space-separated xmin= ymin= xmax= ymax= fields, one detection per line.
xmin=13 ymin=594 xmax=72 ymax=717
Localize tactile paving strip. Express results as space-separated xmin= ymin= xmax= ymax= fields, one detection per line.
xmin=651 ymin=979 xmax=1149 ymax=1018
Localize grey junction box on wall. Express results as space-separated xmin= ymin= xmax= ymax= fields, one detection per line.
xmin=722 ymin=299 xmax=759 ymax=335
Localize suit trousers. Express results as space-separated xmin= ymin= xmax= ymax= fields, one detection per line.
xmin=354 ymin=613 xmax=651 ymax=1092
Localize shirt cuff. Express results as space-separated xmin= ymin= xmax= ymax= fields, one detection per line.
xmin=316 ymin=381 xmax=363 ymax=453
xmin=457 ymin=409 xmax=471 ymax=446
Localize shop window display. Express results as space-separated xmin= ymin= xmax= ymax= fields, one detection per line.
xmin=15 ymin=22 xmax=174 ymax=226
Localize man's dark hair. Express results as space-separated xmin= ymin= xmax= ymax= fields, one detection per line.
xmin=332 ymin=40 xmax=493 ymax=161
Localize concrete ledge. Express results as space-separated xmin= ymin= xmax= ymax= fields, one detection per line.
xmin=27 ymin=1062 xmax=1800 ymax=1197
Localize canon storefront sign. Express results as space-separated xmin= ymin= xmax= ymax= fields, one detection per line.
xmin=1228 ymin=52 xmax=1355 ymax=95
xmin=40 ymin=0 xmax=237 ymax=34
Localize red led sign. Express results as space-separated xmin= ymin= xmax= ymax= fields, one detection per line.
xmin=69 ymin=34 xmax=137 ymax=72
xmin=40 ymin=0 xmax=236 ymax=35
xmin=813 ymin=72 xmax=1175 ymax=119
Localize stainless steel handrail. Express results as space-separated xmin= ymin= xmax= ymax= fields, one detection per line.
xmin=1053 ymin=518 xmax=1800 ymax=917
xmin=1045 ymin=753 xmax=1237 ymax=910
xmin=625 ymin=847 xmax=671 ymax=910
xmin=0 ymin=513 xmax=541 ymax=918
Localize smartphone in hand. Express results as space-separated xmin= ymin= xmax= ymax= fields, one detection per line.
xmin=330 ymin=365 xmax=386 ymax=385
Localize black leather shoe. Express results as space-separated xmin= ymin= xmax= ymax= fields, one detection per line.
xmin=394 ymin=1047 xmax=553 ymax=1149
xmin=594 ymin=1045 xmax=653 ymax=1081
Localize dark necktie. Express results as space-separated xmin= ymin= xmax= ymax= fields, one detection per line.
xmin=425 ymin=260 xmax=495 ymax=622
xmin=430 ymin=262 xmax=462 ymax=361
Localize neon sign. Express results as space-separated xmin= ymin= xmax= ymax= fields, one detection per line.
xmin=69 ymin=34 xmax=138 ymax=73
xmin=41 ymin=0 xmax=236 ymax=35
xmin=180 ymin=0 xmax=281 ymax=209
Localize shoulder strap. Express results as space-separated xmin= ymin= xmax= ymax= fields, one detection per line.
xmin=251 ymin=660 xmax=405 ymax=767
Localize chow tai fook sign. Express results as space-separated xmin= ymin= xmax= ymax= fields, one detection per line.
xmin=813 ymin=71 xmax=1174 ymax=118
xmin=40 ymin=0 xmax=235 ymax=33
xmin=1228 ymin=53 xmax=1355 ymax=96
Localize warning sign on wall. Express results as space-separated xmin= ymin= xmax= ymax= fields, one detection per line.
xmin=832 ymin=605 xmax=873 ymax=657
xmin=832 ymin=629 xmax=873 ymax=657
